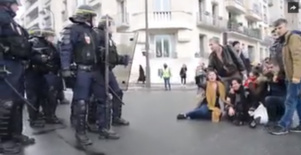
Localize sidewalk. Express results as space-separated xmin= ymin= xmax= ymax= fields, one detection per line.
xmin=127 ymin=83 xmax=197 ymax=91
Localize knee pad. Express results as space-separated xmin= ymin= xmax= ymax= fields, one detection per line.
xmin=75 ymin=100 xmax=87 ymax=114
xmin=1 ymin=100 xmax=14 ymax=110
xmin=0 ymin=100 xmax=14 ymax=134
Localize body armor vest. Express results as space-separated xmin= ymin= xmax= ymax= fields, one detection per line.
xmin=73 ymin=30 xmax=97 ymax=65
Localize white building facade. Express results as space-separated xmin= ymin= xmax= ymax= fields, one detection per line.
xmin=21 ymin=0 xmax=281 ymax=84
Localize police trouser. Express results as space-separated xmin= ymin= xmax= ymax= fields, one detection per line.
xmin=87 ymin=71 xmax=123 ymax=127
xmin=87 ymin=95 xmax=96 ymax=125
xmin=0 ymin=60 xmax=25 ymax=141
xmin=43 ymin=73 xmax=60 ymax=118
xmin=72 ymin=68 xmax=107 ymax=134
xmin=57 ymin=78 xmax=65 ymax=101
xmin=109 ymin=71 xmax=123 ymax=120
xmin=25 ymin=70 xmax=47 ymax=121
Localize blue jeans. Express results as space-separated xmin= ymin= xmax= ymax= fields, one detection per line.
xmin=279 ymin=81 xmax=301 ymax=129
xmin=186 ymin=104 xmax=211 ymax=120
xmin=164 ymin=77 xmax=171 ymax=90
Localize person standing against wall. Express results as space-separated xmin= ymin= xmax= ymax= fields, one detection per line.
xmin=179 ymin=64 xmax=187 ymax=85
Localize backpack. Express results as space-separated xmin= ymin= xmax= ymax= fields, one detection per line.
xmin=287 ymin=30 xmax=301 ymax=43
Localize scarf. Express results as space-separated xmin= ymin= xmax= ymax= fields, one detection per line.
xmin=205 ymin=81 xmax=226 ymax=110
xmin=244 ymin=77 xmax=257 ymax=88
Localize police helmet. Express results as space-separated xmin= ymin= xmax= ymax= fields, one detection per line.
xmin=28 ymin=27 xmax=41 ymax=37
xmin=98 ymin=15 xmax=114 ymax=29
xmin=41 ymin=27 xmax=55 ymax=37
xmin=0 ymin=0 xmax=21 ymax=5
xmin=75 ymin=5 xmax=96 ymax=18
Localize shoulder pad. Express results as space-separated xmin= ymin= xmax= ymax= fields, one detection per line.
xmin=61 ymin=25 xmax=72 ymax=34
xmin=0 ymin=11 xmax=12 ymax=25
xmin=60 ymin=25 xmax=75 ymax=44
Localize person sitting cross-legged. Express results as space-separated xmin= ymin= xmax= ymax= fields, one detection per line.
xmin=177 ymin=70 xmax=228 ymax=121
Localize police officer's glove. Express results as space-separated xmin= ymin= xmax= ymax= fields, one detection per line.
xmin=61 ymin=69 xmax=73 ymax=78
xmin=40 ymin=55 xmax=49 ymax=63
xmin=0 ymin=64 xmax=11 ymax=79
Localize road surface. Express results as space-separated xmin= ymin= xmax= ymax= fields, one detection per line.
xmin=22 ymin=91 xmax=301 ymax=155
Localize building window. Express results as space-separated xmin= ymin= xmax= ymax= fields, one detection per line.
xmin=76 ymin=0 xmax=86 ymax=6
xmin=154 ymin=35 xmax=173 ymax=58
xmin=260 ymin=48 xmax=264 ymax=60
xmin=118 ymin=0 xmax=127 ymax=23
xmin=62 ymin=0 xmax=68 ymax=22
xmin=153 ymin=0 xmax=171 ymax=11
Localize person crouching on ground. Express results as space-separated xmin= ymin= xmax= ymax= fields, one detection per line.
xmin=177 ymin=70 xmax=228 ymax=122
xmin=226 ymin=78 xmax=250 ymax=126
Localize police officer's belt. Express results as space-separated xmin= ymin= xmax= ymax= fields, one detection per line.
xmin=77 ymin=65 xmax=95 ymax=71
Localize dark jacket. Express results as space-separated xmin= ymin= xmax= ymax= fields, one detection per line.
xmin=228 ymin=86 xmax=249 ymax=109
xmin=208 ymin=45 xmax=245 ymax=77
xmin=267 ymin=71 xmax=286 ymax=96
xmin=179 ymin=67 xmax=187 ymax=78
xmin=238 ymin=52 xmax=251 ymax=73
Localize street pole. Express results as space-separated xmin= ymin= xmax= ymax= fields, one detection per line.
xmin=145 ymin=0 xmax=151 ymax=88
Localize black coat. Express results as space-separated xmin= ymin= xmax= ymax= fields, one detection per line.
xmin=208 ymin=45 xmax=245 ymax=77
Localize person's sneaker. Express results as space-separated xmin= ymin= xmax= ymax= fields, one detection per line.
xmin=177 ymin=114 xmax=187 ymax=120
xmin=269 ymin=125 xmax=289 ymax=135
xmin=290 ymin=125 xmax=301 ymax=133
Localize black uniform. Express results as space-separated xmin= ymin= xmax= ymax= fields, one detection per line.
xmin=59 ymin=5 xmax=106 ymax=147
xmin=0 ymin=0 xmax=34 ymax=154
xmin=26 ymin=27 xmax=61 ymax=128
xmin=86 ymin=18 xmax=130 ymax=138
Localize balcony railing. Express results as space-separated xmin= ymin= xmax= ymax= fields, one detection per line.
xmin=227 ymin=21 xmax=262 ymax=39
xmin=131 ymin=11 xmax=193 ymax=30
xmin=152 ymin=11 xmax=172 ymax=21
xmin=197 ymin=11 xmax=227 ymax=30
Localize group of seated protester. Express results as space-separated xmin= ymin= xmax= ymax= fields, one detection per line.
xmin=177 ymin=62 xmax=286 ymax=128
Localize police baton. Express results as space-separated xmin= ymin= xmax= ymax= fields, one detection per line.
xmin=3 ymin=78 xmax=38 ymax=111
xmin=108 ymin=86 xmax=125 ymax=105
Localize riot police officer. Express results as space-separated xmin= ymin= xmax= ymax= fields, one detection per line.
xmin=0 ymin=0 xmax=34 ymax=154
xmin=59 ymin=5 xmax=107 ymax=147
xmin=26 ymin=27 xmax=61 ymax=128
xmin=87 ymin=17 xmax=130 ymax=139
xmin=97 ymin=17 xmax=130 ymax=126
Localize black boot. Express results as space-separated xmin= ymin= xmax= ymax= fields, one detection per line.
xmin=177 ymin=113 xmax=187 ymax=120
xmin=99 ymin=128 xmax=120 ymax=140
xmin=70 ymin=102 xmax=76 ymax=127
xmin=112 ymin=95 xmax=129 ymax=126
xmin=12 ymin=134 xmax=35 ymax=146
xmin=0 ymin=141 xmax=22 ymax=154
xmin=45 ymin=116 xmax=61 ymax=124
xmin=75 ymin=100 xmax=92 ymax=146
xmin=75 ymin=133 xmax=92 ymax=146
xmin=112 ymin=118 xmax=130 ymax=126
xmin=87 ymin=123 xmax=98 ymax=133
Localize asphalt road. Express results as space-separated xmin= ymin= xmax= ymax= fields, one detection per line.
xmin=21 ymin=91 xmax=301 ymax=155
